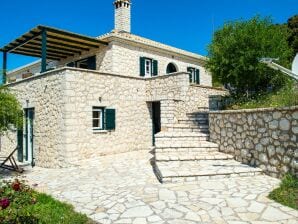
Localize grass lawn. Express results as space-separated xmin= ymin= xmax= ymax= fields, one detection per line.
xmin=269 ymin=173 xmax=298 ymax=210
xmin=0 ymin=179 xmax=95 ymax=224
xmin=31 ymin=192 xmax=95 ymax=224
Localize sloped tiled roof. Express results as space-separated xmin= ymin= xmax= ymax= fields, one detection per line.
xmin=98 ymin=30 xmax=207 ymax=63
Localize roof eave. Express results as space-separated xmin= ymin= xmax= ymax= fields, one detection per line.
xmin=100 ymin=34 xmax=208 ymax=63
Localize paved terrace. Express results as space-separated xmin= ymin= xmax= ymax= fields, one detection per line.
xmin=11 ymin=151 xmax=298 ymax=224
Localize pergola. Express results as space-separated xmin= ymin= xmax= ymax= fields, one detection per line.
xmin=0 ymin=25 xmax=108 ymax=83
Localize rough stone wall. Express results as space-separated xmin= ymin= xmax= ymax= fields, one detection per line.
xmin=111 ymin=41 xmax=212 ymax=85
xmin=184 ymin=85 xmax=228 ymax=113
xmin=146 ymin=72 xmax=227 ymax=126
xmin=1 ymin=70 xmax=67 ymax=168
xmin=2 ymin=68 xmax=226 ymax=168
xmin=62 ymin=69 xmax=152 ymax=165
xmin=146 ymin=73 xmax=189 ymax=102
xmin=209 ymin=107 xmax=298 ymax=178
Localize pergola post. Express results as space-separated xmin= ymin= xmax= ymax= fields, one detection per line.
xmin=2 ymin=51 xmax=7 ymax=84
xmin=41 ymin=28 xmax=47 ymax=73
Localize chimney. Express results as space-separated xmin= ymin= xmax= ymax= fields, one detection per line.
xmin=114 ymin=0 xmax=131 ymax=33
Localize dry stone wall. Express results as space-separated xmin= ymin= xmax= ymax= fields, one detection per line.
xmin=209 ymin=107 xmax=298 ymax=177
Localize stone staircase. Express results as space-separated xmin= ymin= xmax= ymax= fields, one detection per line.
xmin=153 ymin=111 xmax=262 ymax=183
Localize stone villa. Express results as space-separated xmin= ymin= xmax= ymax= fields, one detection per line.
xmin=0 ymin=0 xmax=228 ymax=173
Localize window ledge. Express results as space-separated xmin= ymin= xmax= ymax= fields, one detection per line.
xmin=93 ymin=130 xmax=109 ymax=134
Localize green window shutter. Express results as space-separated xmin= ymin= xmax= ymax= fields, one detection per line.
xmin=17 ymin=129 xmax=23 ymax=162
xmin=195 ymin=69 xmax=200 ymax=84
xmin=187 ymin=67 xmax=192 ymax=83
xmin=140 ymin=57 xmax=145 ymax=76
xmin=105 ymin=109 xmax=116 ymax=130
xmin=152 ymin=60 xmax=158 ymax=76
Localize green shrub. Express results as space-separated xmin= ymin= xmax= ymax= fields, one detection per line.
xmin=224 ymin=86 xmax=298 ymax=110
xmin=0 ymin=179 xmax=93 ymax=224
xmin=269 ymin=173 xmax=298 ymax=210
xmin=0 ymin=179 xmax=38 ymax=224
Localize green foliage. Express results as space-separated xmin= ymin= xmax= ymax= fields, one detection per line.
xmin=0 ymin=179 xmax=93 ymax=224
xmin=269 ymin=173 xmax=298 ymax=210
xmin=224 ymin=85 xmax=298 ymax=109
xmin=287 ymin=14 xmax=298 ymax=54
xmin=207 ymin=16 xmax=293 ymax=95
xmin=0 ymin=179 xmax=38 ymax=223
xmin=0 ymin=87 xmax=23 ymax=134
xmin=32 ymin=193 xmax=93 ymax=224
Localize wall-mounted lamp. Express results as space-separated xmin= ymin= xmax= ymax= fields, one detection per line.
xmin=98 ymin=97 xmax=102 ymax=102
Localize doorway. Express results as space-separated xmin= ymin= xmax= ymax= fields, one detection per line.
xmin=24 ymin=108 xmax=34 ymax=166
xmin=152 ymin=102 xmax=161 ymax=146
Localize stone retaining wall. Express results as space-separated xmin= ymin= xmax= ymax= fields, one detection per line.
xmin=209 ymin=107 xmax=298 ymax=178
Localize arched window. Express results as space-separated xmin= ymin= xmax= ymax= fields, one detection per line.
xmin=166 ymin=63 xmax=178 ymax=74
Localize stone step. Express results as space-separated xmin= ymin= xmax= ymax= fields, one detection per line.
xmin=178 ymin=119 xmax=209 ymax=126
xmin=155 ymin=132 xmax=209 ymax=142
xmin=153 ymin=160 xmax=263 ymax=183
xmin=169 ymin=124 xmax=209 ymax=134
xmin=172 ymin=123 xmax=209 ymax=129
xmin=186 ymin=112 xmax=209 ymax=118
xmin=155 ymin=131 xmax=209 ymax=138
xmin=155 ymin=146 xmax=219 ymax=153
xmin=179 ymin=116 xmax=209 ymax=122
xmin=186 ymin=114 xmax=209 ymax=120
xmin=155 ymin=139 xmax=216 ymax=148
xmin=167 ymin=126 xmax=209 ymax=134
xmin=155 ymin=151 xmax=234 ymax=161
xmin=155 ymin=141 xmax=219 ymax=153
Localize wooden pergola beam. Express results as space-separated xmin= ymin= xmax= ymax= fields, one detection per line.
xmin=3 ymin=32 xmax=42 ymax=53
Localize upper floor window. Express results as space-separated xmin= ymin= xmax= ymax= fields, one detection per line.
xmin=166 ymin=63 xmax=178 ymax=74
xmin=145 ymin=59 xmax=152 ymax=76
xmin=140 ymin=57 xmax=158 ymax=77
xmin=67 ymin=55 xmax=96 ymax=70
xmin=187 ymin=67 xmax=200 ymax=84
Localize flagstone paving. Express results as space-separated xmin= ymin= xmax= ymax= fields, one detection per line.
xmin=15 ymin=151 xmax=298 ymax=224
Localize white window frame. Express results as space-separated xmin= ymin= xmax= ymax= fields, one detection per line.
xmin=145 ymin=59 xmax=152 ymax=77
xmin=92 ymin=107 xmax=104 ymax=130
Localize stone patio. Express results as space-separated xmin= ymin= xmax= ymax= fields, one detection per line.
xmin=9 ymin=150 xmax=298 ymax=224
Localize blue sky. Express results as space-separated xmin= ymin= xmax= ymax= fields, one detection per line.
xmin=0 ymin=0 xmax=297 ymax=70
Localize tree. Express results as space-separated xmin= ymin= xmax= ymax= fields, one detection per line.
xmin=0 ymin=87 xmax=23 ymax=134
xmin=207 ymin=16 xmax=293 ymax=95
xmin=287 ymin=15 xmax=298 ymax=55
